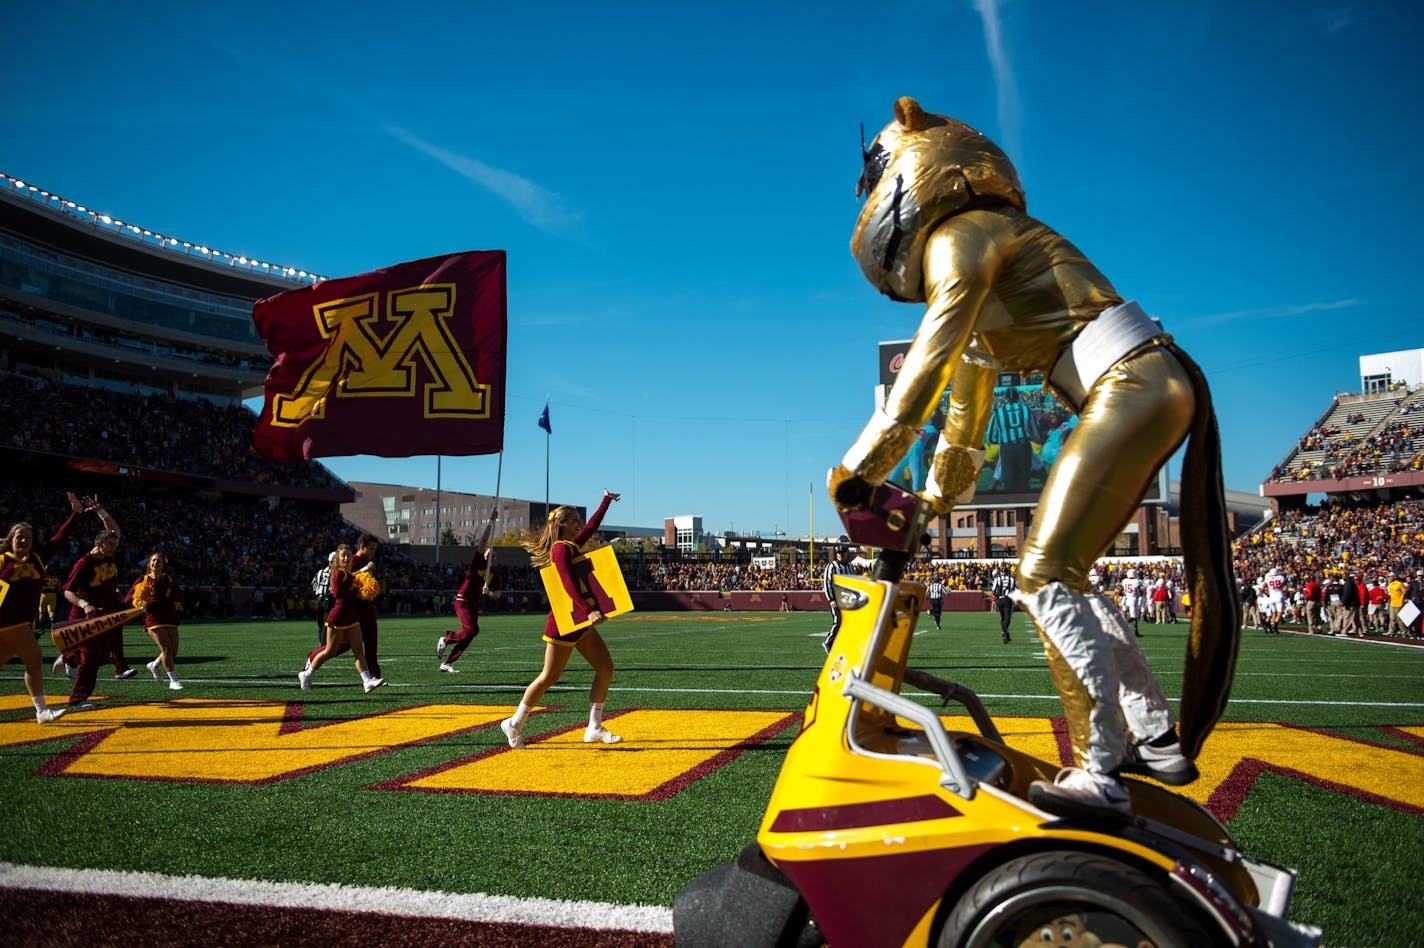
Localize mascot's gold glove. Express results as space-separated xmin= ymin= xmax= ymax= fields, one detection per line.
xmin=829 ymin=409 xmax=921 ymax=511
xmin=923 ymin=444 xmax=984 ymax=515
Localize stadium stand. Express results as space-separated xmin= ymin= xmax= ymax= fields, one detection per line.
xmin=1239 ymin=353 xmax=1424 ymax=636
xmin=1267 ymin=388 xmax=1424 ymax=484
xmin=2 ymin=172 xmax=1418 ymax=631
xmin=0 ymin=174 xmax=452 ymax=616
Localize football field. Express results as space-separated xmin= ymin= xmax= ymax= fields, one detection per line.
xmin=2 ymin=610 xmax=1422 ymax=946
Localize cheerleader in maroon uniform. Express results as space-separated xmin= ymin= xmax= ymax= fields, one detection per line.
xmin=351 ymin=535 xmax=382 ymax=681
xmin=61 ymin=504 xmax=131 ymax=708
xmin=302 ymin=536 xmax=382 ymax=680
xmin=501 ymin=489 xmax=622 ymax=749
xmin=435 ymin=508 xmax=499 ymax=673
xmin=0 ymin=492 xmax=87 ymax=722
xmin=299 ymin=544 xmax=382 ymax=694
xmin=129 ymin=552 xmax=183 ymax=690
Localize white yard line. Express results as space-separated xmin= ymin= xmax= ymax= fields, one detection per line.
xmin=0 ymin=863 xmax=674 ymax=932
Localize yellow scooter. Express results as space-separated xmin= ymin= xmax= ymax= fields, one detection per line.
xmin=674 ymin=485 xmax=1321 ymax=948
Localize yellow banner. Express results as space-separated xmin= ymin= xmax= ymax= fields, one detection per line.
xmin=50 ymin=606 xmax=145 ymax=652
xmin=539 ymin=545 xmax=633 ymax=634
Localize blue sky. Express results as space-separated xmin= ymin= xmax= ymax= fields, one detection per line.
xmin=6 ymin=0 xmax=1421 ymax=536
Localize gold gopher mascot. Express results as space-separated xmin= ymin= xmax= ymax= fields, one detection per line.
xmin=1014 ymin=913 xmax=1148 ymax=948
xmin=830 ymin=97 xmax=1240 ymax=820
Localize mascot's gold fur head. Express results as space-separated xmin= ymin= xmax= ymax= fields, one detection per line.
xmin=851 ymin=97 xmax=1026 ymax=303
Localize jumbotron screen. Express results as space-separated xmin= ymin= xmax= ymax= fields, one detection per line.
xmin=877 ymin=339 xmax=1167 ymax=508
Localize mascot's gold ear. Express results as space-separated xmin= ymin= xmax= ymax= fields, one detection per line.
xmin=894 ymin=96 xmax=929 ymax=131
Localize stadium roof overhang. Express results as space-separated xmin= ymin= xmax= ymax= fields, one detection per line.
xmin=1 ymin=290 xmax=267 ymax=395
xmin=0 ymin=186 xmax=304 ymax=299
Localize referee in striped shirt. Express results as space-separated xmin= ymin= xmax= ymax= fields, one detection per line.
xmin=822 ymin=550 xmax=853 ymax=652
xmin=986 ymin=386 xmax=1041 ymax=492
xmin=990 ymin=567 xmax=1017 ymax=644
xmin=926 ymin=575 xmax=947 ymax=629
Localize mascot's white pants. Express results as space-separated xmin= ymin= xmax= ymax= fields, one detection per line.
xmin=1015 ymin=582 xmax=1174 ymax=773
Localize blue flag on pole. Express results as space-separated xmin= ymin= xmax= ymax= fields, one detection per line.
xmin=538 ymin=401 xmax=552 ymax=433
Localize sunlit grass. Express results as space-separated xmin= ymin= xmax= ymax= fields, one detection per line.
xmin=1 ymin=610 xmax=1420 ymax=944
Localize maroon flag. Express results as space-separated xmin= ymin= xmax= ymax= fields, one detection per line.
xmin=253 ymin=251 xmax=506 ymax=462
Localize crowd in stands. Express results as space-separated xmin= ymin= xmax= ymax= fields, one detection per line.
xmin=8 ymin=467 xmax=1421 ymax=634
xmin=1268 ymin=392 xmax=1424 ymax=483
xmin=0 ymin=371 xmax=343 ymax=489
xmin=1 ymin=480 xmax=456 ymax=617
xmin=1344 ymin=419 xmax=1424 ymax=476
xmin=624 ymin=554 xmax=1184 ymax=603
xmin=626 ymin=559 xmax=984 ymax=596
xmin=1233 ymin=501 xmax=1423 ymax=582
xmin=4 ymin=370 xmax=1421 ymax=635
xmin=1231 ymin=500 xmax=1424 ymax=635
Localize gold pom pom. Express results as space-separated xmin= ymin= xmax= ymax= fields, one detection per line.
xmin=132 ymin=576 xmax=155 ymax=610
xmin=353 ymin=571 xmax=381 ymax=601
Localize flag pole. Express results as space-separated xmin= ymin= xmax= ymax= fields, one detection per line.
xmin=492 ymin=450 xmax=504 ymax=543
xmin=808 ymin=480 xmax=814 ymax=577
xmin=435 ymin=455 xmax=442 ymax=566
xmin=544 ymin=395 xmax=550 ymax=514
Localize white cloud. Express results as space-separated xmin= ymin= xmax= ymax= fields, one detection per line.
xmin=1323 ymin=4 xmax=1356 ymax=35
xmin=1187 ymin=299 xmax=1362 ymax=326
xmin=205 ymin=39 xmax=582 ymax=238
xmin=971 ymin=0 xmax=1022 ymax=161
xmin=382 ymin=125 xmax=583 ymax=235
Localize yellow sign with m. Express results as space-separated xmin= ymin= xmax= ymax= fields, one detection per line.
xmin=540 ymin=546 xmax=634 ymax=635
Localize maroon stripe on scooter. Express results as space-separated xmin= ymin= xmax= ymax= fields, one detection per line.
xmin=768 ymin=794 xmax=960 ymax=832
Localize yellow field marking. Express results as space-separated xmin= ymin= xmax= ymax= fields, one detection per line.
xmin=1 ymin=698 xmax=509 ymax=783
xmin=939 ymin=713 xmax=1064 ymax=766
xmin=0 ymin=694 xmax=107 ymax=712
xmin=948 ymin=713 xmax=1424 ymax=812
xmin=1 ymin=698 xmax=1420 ymax=814
xmin=1191 ymin=721 xmax=1424 ymax=811
xmin=397 ymin=709 xmax=795 ymax=799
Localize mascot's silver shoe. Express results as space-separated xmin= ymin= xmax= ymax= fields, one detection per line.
xmin=1116 ymin=729 xmax=1199 ymax=786
xmin=1029 ymin=768 xmax=1132 ymax=821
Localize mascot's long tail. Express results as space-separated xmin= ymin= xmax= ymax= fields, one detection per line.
xmin=1175 ymin=348 xmax=1242 ymax=759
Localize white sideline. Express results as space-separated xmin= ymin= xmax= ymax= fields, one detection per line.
xmin=0 ymin=863 xmax=674 ymax=933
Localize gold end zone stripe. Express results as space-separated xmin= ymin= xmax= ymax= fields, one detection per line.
xmin=0 ymin=704 xmax=1419 ymax=817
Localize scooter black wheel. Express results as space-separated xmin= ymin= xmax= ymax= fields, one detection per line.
xmin=937 ymin=851 xmax=1219 ymax=948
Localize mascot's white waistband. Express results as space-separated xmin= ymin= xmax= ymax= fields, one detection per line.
xmin=1048 ymin=300 xmax=1164 ymax=408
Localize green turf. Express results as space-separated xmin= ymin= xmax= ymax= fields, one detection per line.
xmin=2 ymin=610 xmax=1422 ymax=945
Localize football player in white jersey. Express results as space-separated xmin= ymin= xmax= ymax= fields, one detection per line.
xmin=1261 ymin=567 xmax=1287 ymax=634
xmin=1120 ymin=568 xmax=1145 ymax=635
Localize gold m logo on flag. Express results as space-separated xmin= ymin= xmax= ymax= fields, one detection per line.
xmin=253 ymin=250 xmax=507 ymax=462
xmin=272 ymin=283 xmax=489 ymax=427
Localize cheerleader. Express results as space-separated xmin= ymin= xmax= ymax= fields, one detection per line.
xmin=299 ymin=544 xmax=382 ymax=694
xmin=130 ymin=552 xmax=184 ymax=690
xmin=0 ymin=492 xmax=88 ymax=721
xmin=501 ymin=490 xmax=622 ymax=749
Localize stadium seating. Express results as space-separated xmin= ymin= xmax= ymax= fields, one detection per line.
xmin=1269 ymin=390 xmax=1424 ymax=483
xmin=6 ymin=363 xmax=1418 ymax=622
